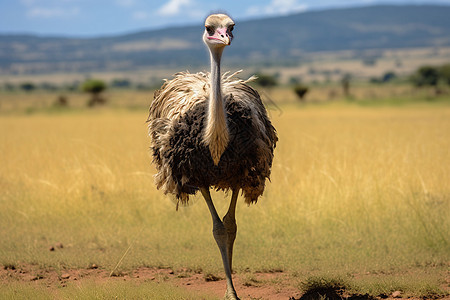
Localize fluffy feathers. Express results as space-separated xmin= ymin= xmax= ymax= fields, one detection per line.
xmin=147 ymin=71 xmax=277 ymax=206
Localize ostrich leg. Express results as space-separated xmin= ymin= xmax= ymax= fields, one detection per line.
xmin=201 ymin=188 xmax=239 ymax=300
xmin=223 ymin=188 xmax=238 ymax=272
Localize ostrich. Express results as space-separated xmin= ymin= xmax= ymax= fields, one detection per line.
xmin=147 ymin=13 xmax=277 ymax=300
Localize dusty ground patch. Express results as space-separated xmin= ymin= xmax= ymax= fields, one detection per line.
xmin=2 ymin=264 xmax=448 ymax=299
xmin=1 ymin=264 xmax=300 ymax=299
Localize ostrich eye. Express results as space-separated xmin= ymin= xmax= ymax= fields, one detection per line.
xmin=205 ymin=26 xmax=214 ymax=35
xmin=229 ymin=25 xmax=234 ymax=32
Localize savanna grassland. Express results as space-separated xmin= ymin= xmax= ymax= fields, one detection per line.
xmin=0 ymin=87 xmax=449 ymax=299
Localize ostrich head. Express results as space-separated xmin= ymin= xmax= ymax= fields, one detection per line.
xmin=203 ymin=14 xmax=235 ymax=50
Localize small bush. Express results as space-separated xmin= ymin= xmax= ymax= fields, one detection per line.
xmin=411 ymin=66 xmax=439 ymax=87
xmin=293 ymin=84 xmax=309 ymax=101
xmin=299 ymin=276 xmax=350 ymax=300
xmin=254 ymin=73 xmax=278 ymax=88
xmin=81 ymin=79 xmax=106 ymax=94
xmin=20 ymin=82 xmax=36 ymax=92
xmin=81 ymin=79 xmax=107 ymax=107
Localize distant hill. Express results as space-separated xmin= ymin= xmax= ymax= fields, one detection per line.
xmin=1 ymin=5 xmax=449 ymax=74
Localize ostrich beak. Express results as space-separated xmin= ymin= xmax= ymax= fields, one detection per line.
xmin=208 ymin=27 xmax=232 ymax=45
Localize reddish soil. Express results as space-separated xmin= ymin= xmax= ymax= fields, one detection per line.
xmin=130 ymin=267 xmax=302 ymax=299
xmin=1 ymin=264 xmax=449 ymax=300
xmin=1 ymin=263 xmax=301 ymax=299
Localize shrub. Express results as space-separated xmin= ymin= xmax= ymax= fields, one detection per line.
xmin=20 ymin=82 xmax=36 ymax=92
xmin=411 ymin=66 xmax=439 ymax=87
xmin=254 ymin=73 xmax=278 ymax=88
xmin=81 ymin=79 xmax=106 ymax=94
xmin=293 ymin=84 xmax=309 ymax=101
xmin=81 ymin=79 xmax=107 ymax=107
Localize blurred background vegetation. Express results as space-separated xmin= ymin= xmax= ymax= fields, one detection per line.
xmin=0 ymin=5 xmax=450 ymax=111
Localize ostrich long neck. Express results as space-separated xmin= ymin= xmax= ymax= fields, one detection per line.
xmin=204 ymin=47 xmax=229 ymax=165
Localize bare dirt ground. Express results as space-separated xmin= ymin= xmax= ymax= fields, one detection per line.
xmin=1 ymin=264 xmax=449 ymax=300
xmin=1 ymin=264 xmax=301 ymax=299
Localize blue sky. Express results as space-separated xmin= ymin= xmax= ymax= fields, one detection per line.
xmin=1 ymin=0 xmax=450 ymax=37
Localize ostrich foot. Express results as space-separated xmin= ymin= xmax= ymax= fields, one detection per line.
xmin=225 ymin=290 xmax=240 ymax=300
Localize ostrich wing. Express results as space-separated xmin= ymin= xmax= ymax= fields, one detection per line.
xmin=149 ymin=72 xmax=209 ymax=122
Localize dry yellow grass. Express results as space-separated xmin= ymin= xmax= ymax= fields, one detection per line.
xmin=0 ymin=92 xmax=449 ymax=297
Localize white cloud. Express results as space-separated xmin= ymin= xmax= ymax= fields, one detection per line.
xmin=27 ymin=7 xmax=80 ymax=18
xmin=247 ymin=0 xmax=308 ymax=16
xmin=157 ymin=0 xmax=192 ymax=16
xmin=155 ymin=0 xmax=205 ymax=19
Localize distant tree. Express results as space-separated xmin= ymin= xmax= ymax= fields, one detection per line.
xmin=81 ymin=79 xmax=107 ymax=107
xmin=293 ymin=84 xmax=309 ymax=101
xmin=411 ymin=66 xmax=439 ymax=87
xmin=439 ymin=63 xmax=450 ymax=85
xmin=111 ymin=78 xmax=131 ymax=89
xmin=82 ymin=79 xmax=106 ymax=94
xmin=40 ymin=82 xmax=58 ymax=91
xmin=20 ymin=82 xmax=36 ymax=92
xmin=254 ymin=73 xmax=278 ymax=88
xmin=382 ymin=71 xmax=397 ymax=83
xmin=289 ymin=76 xmax=300 ymax=85
xmin=370 ymin=71 xmax=397 ymax=84
xmin=65 ymin=81 xmax=80 ymax=92
xmin=341 ymin=74 xmax=351 ymax=98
